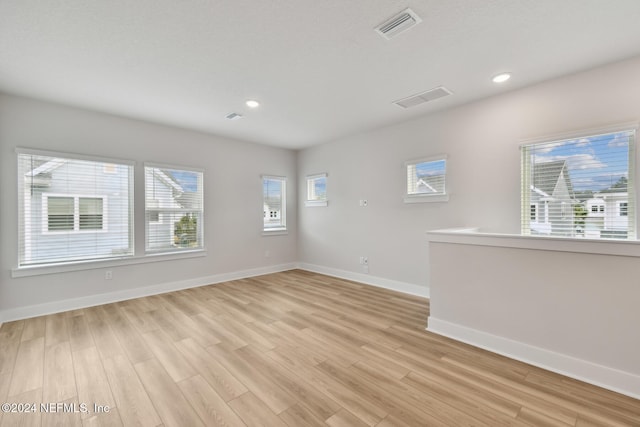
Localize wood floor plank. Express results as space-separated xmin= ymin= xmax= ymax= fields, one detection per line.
xmin=82 ymin=407 xmax=123 ymax=427
xmin=227 ymin=392 xmax=288 ymax=427
xmin=134 ymin=358 xmax=205 ymax=427
xmin=21 ymin=317 xmax=46 ymax=343
xmin=1 ymin=387 xmax=42 ymax=427
xmin=102 ymin=354 xmax=161 ymax=427
xmin=177 ymin=375 xmax=247 ymax=427
xmin=72 ymin=347 xmax=116 ymax=419
xmin=141 ymin=329 xmax=196 ymax=382
xmin=43 ymin=341 xmax=76 ymax=402
xmin=8 ymin=337 xmax=45 ymax=397
xmin=174 ymin=338 xmax=247 ymax=402
xmin=45 ymin=313 xmax=69 ymax=348
xmin=41 ymin=396 xmax=83 ymax=427
xmin=325 ymin=409 xmax=370 ymax=427
xmin=68 ymin=315 xmax=95 ymax=352
xmin=206 ymin=343 xmax=297 ymax=414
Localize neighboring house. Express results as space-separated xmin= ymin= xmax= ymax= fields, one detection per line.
xmin=263 ymin=197 xmax=282 ymax=225
xmin=145 ymin=167 xmax=185 ymax=249
xmin=584 ymin=191 xmax=629 ymax=239
xmin=529 ymin=160 xmax=576 ymax=236
xmin=416 ymin=176 xmax=445 ymax=194
xmin=22 ymin=158 xmax=132 ymax=264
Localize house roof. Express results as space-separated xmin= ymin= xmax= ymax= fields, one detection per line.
xmin=533 ymin=160 xmax=574 ymax=198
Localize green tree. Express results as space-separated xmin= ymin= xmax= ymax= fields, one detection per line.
xmin=174 ymin=214 xmax=197 ymax=247
xmin=574 ymin=204 xmax=587 ymax=228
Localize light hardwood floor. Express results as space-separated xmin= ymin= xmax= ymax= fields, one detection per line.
xmin=0 ymin=270 xmax=638 ymax=426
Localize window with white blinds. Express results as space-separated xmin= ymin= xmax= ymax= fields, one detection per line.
xmin=145 ymin=165 xmax=204 ymax=253
xmin=263 ymin=175 xmax=286 ymax=232
xmin=521 ymin=128 xmax=636 ymax=239
xmin=17 ymin=150 xmax=134 ymax=266
xmin=404 ymin=155 xmax=449 ymax=203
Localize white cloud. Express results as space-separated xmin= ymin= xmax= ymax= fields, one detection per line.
xmin=608 ymin=133 xmax=628 ymax=148
xmin=534 ymin=153 xmax=606 ymax=170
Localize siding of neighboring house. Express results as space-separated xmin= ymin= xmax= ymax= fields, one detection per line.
xmin=25 ymin=160 xmax=131 ymax=264
xmin=145 ymin=168 xmax=182 ymax=250
xmin=586 ymin=192 xmax=629 ymax=238
xmin=529 ymin=160 xmax=575 ymax=236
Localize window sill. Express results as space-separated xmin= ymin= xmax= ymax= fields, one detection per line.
xmin=404 ymin=194 xmax=449 ymax=203
xmin=305 ymin=200 xmax=328 ymax=207
xmin=427 ymin=227 xmax=640 ymax=257
xmin=11 ymin=249 xmax=207 ymax=278
xmin=262 ymin=229 xmax=288 ymax=236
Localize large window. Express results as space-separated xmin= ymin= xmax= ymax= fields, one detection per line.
xmin=263 ymin=175 xmax=286 ymax=232
xmin=521 ymin=127 xmax=636 ymax=239
xmin=305 ymin=173 xmax=327 ymax=207
xmin=17 ymin=150 xmax=133 ymax=266
xmin=404 ymin=155 xmax=448 ymax=203
xmin=145 ymin=165 xmax=204 ymax=253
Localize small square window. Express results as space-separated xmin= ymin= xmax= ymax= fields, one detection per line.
xmin=305 ymin=173 xmax=327 ymax=207
xmin=404 ymin=155 xmax=448 ymax=203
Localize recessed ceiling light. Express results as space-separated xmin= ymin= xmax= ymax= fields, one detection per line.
xmin=492 ymin=73 xmax=511 ymax=83
xmin=245 ymin=99 xmax=260 ymax=108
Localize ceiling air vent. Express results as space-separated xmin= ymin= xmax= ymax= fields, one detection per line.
xmin=225 ymin=112 xmax=243 ymax=120
xmin=375 ymin=8 xmax=422 ymax=40
xmin=393 ymin=86 xmax=453 ymax=109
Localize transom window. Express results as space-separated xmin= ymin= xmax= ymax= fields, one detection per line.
xmin=521 ymin=127 xmax=636 ymax=239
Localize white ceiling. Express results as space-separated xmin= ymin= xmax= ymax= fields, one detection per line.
xmin=2 ymin=1 xmax=640 ymax=150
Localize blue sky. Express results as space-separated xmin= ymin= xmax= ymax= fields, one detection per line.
xmin=532 ymin=131 xmax=631 ymax=192
xmin=416 ymin=159 xmax=446 ymax=177
xmin=168 ymin=170 xmax=199 ymax=192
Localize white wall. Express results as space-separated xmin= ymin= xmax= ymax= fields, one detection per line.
xmin=0 ymin=94 xmax=297 ymax=320
xmin=427 ymin=232 xmax=640 ymax=398
xmin=297 ymin=55 xmax=640 ymax=291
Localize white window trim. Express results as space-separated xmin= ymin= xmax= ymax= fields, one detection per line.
xmin=262 ymin=174 xmax=287 ymax=233
xmin=42 ymin=193 xmax=109 ymax=234
xmin=305 ymin=173 xmax=328 ymax=207
xmin=404 ymin=154 xmax=449 ymax=203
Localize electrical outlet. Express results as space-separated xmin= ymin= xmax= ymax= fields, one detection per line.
xmin=363 ymin=257 xmax=368 ymax=265
xmin=105 ymin=270 xmax=112 ymax=280
xmin=359 ymin=199 xmax=368 ymax=207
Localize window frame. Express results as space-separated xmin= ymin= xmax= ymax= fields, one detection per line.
xmin=17 ymin=148 xmax=134 ymax=268
xmin=305 ymin=173 xmax=328 ymax=207
xmin=262 ymin=175 xmax=287 ymax=234
xmin=520 ymin=123 xmax=637 ymax=240
xmin=403 ymin=154 xmax=449 ymax=203
xmin=144 ymin=163 xmax=205 ymax=254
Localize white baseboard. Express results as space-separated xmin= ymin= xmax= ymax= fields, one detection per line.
xmin=428 ymin=316 xmax=640 ymax=400
xmin=297 ymin=262 xmax=429 ymax=298
xmin=0 ymin=263 xmax=297 ymax=323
